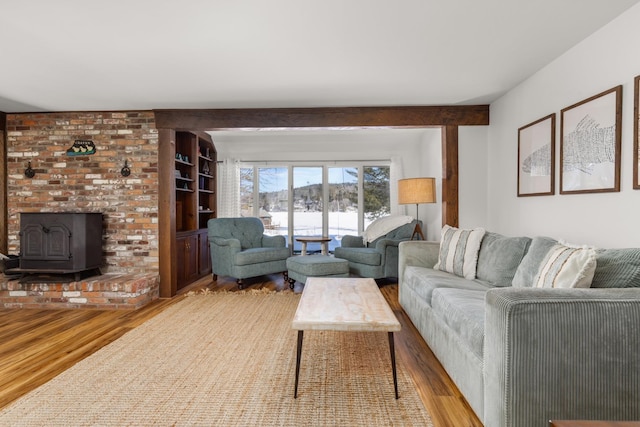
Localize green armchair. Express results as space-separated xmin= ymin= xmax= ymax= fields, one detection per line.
xmin=334 ymin=218 xmax=422 ymax=279
xmin=208 ymin=217 xmax=290 ymax=289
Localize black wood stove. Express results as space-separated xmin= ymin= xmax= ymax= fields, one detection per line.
xmin=15 ymin=212 xmax=103 ymax=281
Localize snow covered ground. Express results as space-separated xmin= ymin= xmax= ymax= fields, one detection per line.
xmin=265 ymin=211 xmax=364 ymax=252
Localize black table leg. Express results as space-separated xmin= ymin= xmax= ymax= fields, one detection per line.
xmin=294 ymin=330 xmax=304 ymax=398
xmin=388 ymin=332 xmax=399 ymax=399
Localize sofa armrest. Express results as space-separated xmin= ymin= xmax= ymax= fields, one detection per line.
xmin=484 ymin=287 xmax=640 ymax=427
xmin=340 ymin=234 xmax=365 ymax=248
xmin=261 ymin=234 xmax=286 ymax=248
xmin=398 ymin=240 xmax=440 ymax=285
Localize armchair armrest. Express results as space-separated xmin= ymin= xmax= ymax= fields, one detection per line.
xmin=209 ymin=237 xmax=242 ymax=277
xmin=484 ymin=287 xmax=640 ymax=426
xmin=398 ymin=241 xmax=440 ymax=285
xmin=261 ymin=234 xmax=286 ymax=248
xmin=340 ymin=234 xmax=365 ymax=248
xmin=210 ymin=236 xmax=241 ymax=250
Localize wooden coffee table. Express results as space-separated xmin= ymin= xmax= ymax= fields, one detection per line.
xmin=295 ymin=236 xmax=332 ymax=255
xmin=291 ymin=277 xmax=401 ymax=399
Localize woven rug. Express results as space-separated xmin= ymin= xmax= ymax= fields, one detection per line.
xmin=0 ymin=290 xmax=433 ymax=426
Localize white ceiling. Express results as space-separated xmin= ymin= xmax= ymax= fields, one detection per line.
xmin=0 ymin=0 xmax=638 ymax=114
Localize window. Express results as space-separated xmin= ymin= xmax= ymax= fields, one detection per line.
xmin=238 ymin=163 xmax=390 ymax=253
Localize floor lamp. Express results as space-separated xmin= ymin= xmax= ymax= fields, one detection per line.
xmin=398 ymin=177 xmax=436 ymax=240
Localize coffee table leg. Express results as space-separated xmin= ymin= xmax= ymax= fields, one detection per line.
xmin=294 ymin=330 xmax=304 ymax=398
xmin=388 ymin=332 xmax=399 ymax=399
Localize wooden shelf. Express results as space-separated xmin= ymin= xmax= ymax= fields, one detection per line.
xmin=172 ymin=130 xmax=217 ymax=292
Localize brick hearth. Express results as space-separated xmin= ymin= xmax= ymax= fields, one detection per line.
xmin=0 ymin=272 xmax=159 ymax=310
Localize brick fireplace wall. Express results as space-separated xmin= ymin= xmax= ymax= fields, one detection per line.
xmin=4 ymin=111 xmax=159 ymax=275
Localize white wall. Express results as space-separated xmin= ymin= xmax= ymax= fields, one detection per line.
xmin=487 ymin=3 xmax=640 ymax=248
xmin=459 ymin=126 xmax=489 ymax=230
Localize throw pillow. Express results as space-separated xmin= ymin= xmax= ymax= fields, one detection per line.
xmin=475 ymin=232 xmax=532 ymax=287
xmin=512 ymin=236 xmax=558 ymax=287
xmin=434 ymin=225 xmax=486 ymax=280
xmin=591 ymin=248 xmax=640 ymax=288
xmin=533 ymin=243 xmax=597 ymax=288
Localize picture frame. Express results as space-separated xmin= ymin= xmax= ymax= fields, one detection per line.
xmin=560 ymin=85 xmax=622 ymax=194
xmin=518 ymin=114 xmax=556 ymax=197
xmin=634 ymin=75 xmax=640 ymax=189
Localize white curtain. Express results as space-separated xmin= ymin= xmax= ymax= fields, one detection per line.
xmin=217 ymin=158 xmax=240 ymax=218
xmin=390 ymin=155 xmax=406 ymax=216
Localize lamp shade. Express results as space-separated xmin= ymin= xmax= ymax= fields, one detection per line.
xmin=398 ymin=177 xmax=436 ymax=205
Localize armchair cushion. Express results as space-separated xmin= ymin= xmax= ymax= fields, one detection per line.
xmin=338 ymin=247 xmax=381 ymax=266
xmin=235 ymin=247 xmax=290 ymax=266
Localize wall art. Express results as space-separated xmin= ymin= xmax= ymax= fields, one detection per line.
xmin=560 ymin=85 xmax=622 ymax=194
xmin=634 ymin=75 xmax=640 ymax=189
xmin=66 ymin=140 xmax=96 ymax=156
xmin=518 ymin=113 xmax=555 ymax=196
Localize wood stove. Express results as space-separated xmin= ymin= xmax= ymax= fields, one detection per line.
xmin=17 ymin=212 xmax=103 ymax=280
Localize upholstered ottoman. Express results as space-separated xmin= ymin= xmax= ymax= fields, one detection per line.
xmin=286 ymin=255 xmax=349 ymax=288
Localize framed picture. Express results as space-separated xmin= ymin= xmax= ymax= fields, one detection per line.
xmin=518 ymin=114 xmax=556 ymax=196
xmin=634 ymin=75 xmax=640 ymax=189
xmin=560 ymin=85 xmax=622 ymax=194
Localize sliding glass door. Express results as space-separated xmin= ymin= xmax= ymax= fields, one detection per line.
xmin=238 ymin=163 xmax=390 ymax=253
xmin=292 ymin=167 xmax=323 ymax=253
xmin=328 ymin=167 xmax=358 ymax=252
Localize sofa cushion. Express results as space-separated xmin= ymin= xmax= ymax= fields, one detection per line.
xmin=512 ymin=236 xmax=558 ymax=287
xmin=591 ymin=248 xmax=640 ymax=288
xmin=434 ymin=225 xmax=486 ymax=280
xmin=403 ymin=265 xmax=493 ymax=306
xmin=234 ymin=247 xmax=290 ymax=266
xmin=333 ymin=247 xmax=381 ymax=266
xmin=476 ymin=232 xmax=532 ymax=287
xmin=534 ymin=244 xmax=597 ymax=288
xmin=431 ymin=288 xmax=486 ymax=358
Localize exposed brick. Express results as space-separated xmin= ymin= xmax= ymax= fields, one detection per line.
xmin=6 ymin=111 xmax=159 ymax=276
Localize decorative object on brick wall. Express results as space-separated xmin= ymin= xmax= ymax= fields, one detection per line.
xmin=24 ymin=161 xmax=35 ymax=178
xmin=121 ymin=160 xmax=131 ymax=177
xmin=66 ymin=140 xmax=96 ymax=156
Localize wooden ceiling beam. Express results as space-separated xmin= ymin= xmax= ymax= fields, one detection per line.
xmin=154 ymin=105 xmax=489 ymax=130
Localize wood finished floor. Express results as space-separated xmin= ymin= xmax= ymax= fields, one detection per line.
xmin=0 ymin=274 xmax=482 ymax=427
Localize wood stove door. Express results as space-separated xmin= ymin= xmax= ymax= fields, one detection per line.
xmin=22 ymin=223 xmax=72 ymax=261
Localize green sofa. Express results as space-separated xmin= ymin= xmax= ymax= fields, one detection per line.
xmin=398 ymin=232 xmax=640 ymax=427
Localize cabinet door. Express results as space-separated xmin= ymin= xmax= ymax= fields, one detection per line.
xmin=198 ymin=231 xmax=211 ymax=276
xmin=177 ymin=234 xmax=199 ymax=289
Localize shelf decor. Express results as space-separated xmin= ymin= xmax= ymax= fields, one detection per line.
xmin=518 ymin=113 xmax=555 ymax=197
xmin=560 ymin=85 xmax=622 ymax=194
xmin=634 ymin=75 xmax=640 ymax=189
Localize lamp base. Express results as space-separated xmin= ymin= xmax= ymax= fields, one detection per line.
xmin=410 ymin=222 xmax=425 ymax=240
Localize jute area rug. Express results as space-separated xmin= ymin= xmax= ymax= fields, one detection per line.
xmin=0 ymin=290 xmax=433 ymax=426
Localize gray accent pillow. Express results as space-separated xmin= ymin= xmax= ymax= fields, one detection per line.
xmin=512 ymin=236 xmax=557 ymax=287
xmin=591 ymin=248 xmax=640 ymax=288
xmin=476 ymin=232 xmax=532 ymax=287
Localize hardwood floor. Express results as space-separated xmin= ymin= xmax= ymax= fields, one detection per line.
xmin=0 ymin=274 xmax=482 ymax=426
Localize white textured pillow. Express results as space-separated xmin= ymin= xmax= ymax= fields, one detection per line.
xmin=534 ymin=244 xmax=597 ymax=288
xmin=434 ymin=225 xmax=486 ymax=280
